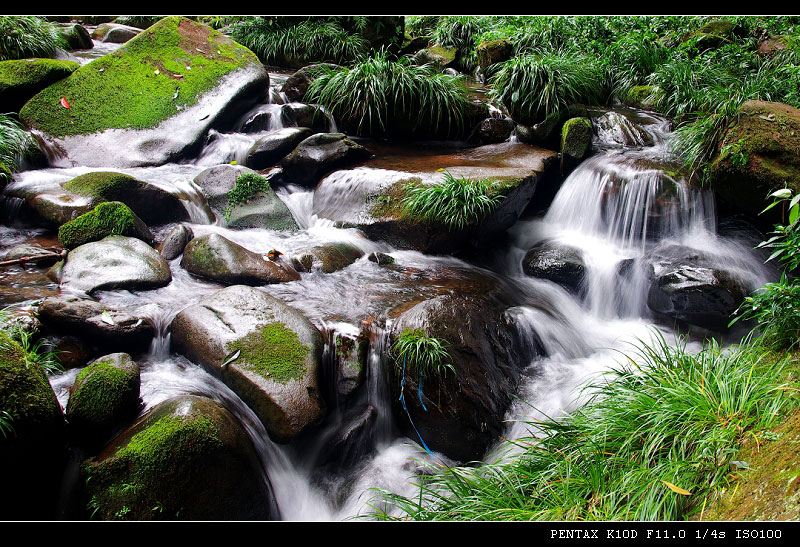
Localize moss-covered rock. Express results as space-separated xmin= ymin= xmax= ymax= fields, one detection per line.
xmin=170 ymin=285 xmax=325 ymax=442
xmin=622 ymin=85 xmax=664 ymax=110
xmin=709 ymin=100 xmax=800 ymax=223
xmin=19 ymin=17 xmax=269 ymax=167
xmin=82 ymin=394 xmax=275 ymax=520
xmin=0 ymin=58 xmax=79 ymax=113
xmin=0 ymin=330 xmax=66 ymax=518
xmin=66 ymin=353 xmax=141 ymax=446
xmin=476 ymin=39 xmax=513 ymax=73
xmin=58 ymin=201 xmax=153 ymax=249
xmin=412 ymin=45 xmax=457 ymax=70
xmin=58 ymin=23 xmax=93 ymax=50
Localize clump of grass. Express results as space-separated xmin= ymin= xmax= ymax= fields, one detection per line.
xmin=391 ymin=328 xmax=454 ymax=381
xmin=371 ymin=331 xmax=795 ymax=521
xmin=401 ymin=171 xmax=504 ymax=231
xmin=305 ymin=53 xmax=470 ymax=139
xmin=0 ymin=16 xmax=65 ymax=61
xmin=0 ymin=114 xmax=37 ymax=186
xmin=224 ymin=172 xmax=272 ymax=222
xmin=0 ymin=306 xmax=61 ymax=375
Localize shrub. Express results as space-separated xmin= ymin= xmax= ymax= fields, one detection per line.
xmin=401 ymin=172 xmax=504 ymax=231
xmin=0 ymin=16 xmax=64 ymax=61
xmin=305 ymin=53 xmax=470 ymax=139
xmin=224 ymin=172 xmax=271 ymax=222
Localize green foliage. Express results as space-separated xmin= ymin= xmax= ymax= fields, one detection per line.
xmin=0 ymin=409 xmax=14 ymax=439
xmin=0 ymin=114 xmax=37 ymax=186
xmin=489 ymin=50 xmax=607 ymax=126
xmin=731 ymin=188 xmax=800 ymax=349
xmin=391 ymin=328 xmax=454 ymax=380
xmin=401 ymin=172 xmax=504 ymax=231
xmin=230 ymin=17 xmax=369 ymax=66
xmin=372 ymin=332 xmax=795 ymax=521
xmin=0 ymin=16 xmax=65 ymax=61
xmin=58 ymin=201 xmax=143 ymax=249
xmin=0 ymin=307 xmax=60 ymax=375
xmin=305 ymin=53 xmax=469 ymax=139
xmin=224 ymin=172 xmax=272 ymax=222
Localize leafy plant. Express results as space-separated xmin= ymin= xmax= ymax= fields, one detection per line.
xmin=224 ymin=172 xmax=272 ymax=222
xmin=0 ymin=16 xmax=65 ymax=61
xmin=391 ymin=328 xmax=454 ymax=380
xmin=0 ymin=306 xmax=61 ymax=375
xmin=401 ymin=172 xmax=504 ymax=231
xmin=0 ymin=114 xmax=37 ymax=186
xmin=0 ymin=409 xmax=14 ymax=439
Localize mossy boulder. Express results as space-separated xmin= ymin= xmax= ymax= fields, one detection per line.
xmin=181 ymin=233 xmax=301 ymax=285
xmin=81 ymin=394 xmax=275 ymax=520
xmin=58 ymin=23 xmax=93 ymax=50
xmin=58 ymin=201 xmax=153 ymax=249
xmin=0 ymin=58 xmax=79 ymax=113
xmin=91 ymin=22 xmax=142 ymax=43
xmin=412 ymin=45 xmax=457 ymax=70
xmin=560 ymin=117 xmax=593 ymax=173
xmin=680 ymin=18 xmax=735 ymax=50
xmin=0 ymin=330 xmax=66 ymax=519
xmin=19 ymin=16 xmax=269 ymax=167
xmin=290 ymin=242 xmax=365 ymax=274
xmin=709 ymin=100 xmax=800 ymax=223
xmin=65 ymin=353 xmax=141 ymax=447
xmin=170 ymin=285 xmax=325 ymax=442
xmin=476 ymin=39 xmax=513 ymax=73
xmin=60 ymin=235 xmax=172 ymax=294
xmin=281 ymin=133 xmax=372 ymax=187
xmin=193 ymin=163 xmax=256 ymax=218
xmin=621 ymin=85 xmax=664 ymax=110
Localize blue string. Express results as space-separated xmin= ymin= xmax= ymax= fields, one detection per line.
xmin=399 ymin=353 xmax=433 ymax=455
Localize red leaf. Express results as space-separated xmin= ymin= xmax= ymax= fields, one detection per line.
xmin=60 ymin=97 xmax=70 ymax=109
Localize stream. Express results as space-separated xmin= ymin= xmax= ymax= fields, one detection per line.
xmin=0 ymin=43 xmax=777 ymax=521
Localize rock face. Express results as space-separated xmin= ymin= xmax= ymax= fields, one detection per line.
xmin=388 ymin=273 xmax=540 ymax=462
xmin=60 ymin=236 xmax=172 ymax=294
xmin=522 ymin=240 xmax=587 ymax=295
xmin=81 ymin=394 xmax=276 ymax=520
xmin=281 ymin=133 xmax=372 ymax=186
xmin=65 ymin=353 xmax=141 ymax=447
xmin=0 ymin=331 xmax=66 ymax=519
xmin=170 ymin=285 xmax=325 ymax=442
xmin=181 ymin=233 xmax=301 ymax=285
xmin=709 ymin=100 xmax=800 ymax=222
xmin=20 ymin=17 xmax=270 ymax=168
xmin=37 ymin=294 xmax=157 ymax=353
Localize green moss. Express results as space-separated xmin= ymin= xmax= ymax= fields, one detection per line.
xmin=560 ymin=117 xmax=592 ymax=159
xmin=0 ymin=58 xmax=78 ymax=87
xmin=19 ymin=16 xmax=260 ymax=137
xmin=57 ymin=201 xmax=145 ymax=249
xmin=63 ymin=171 xmax=138 ymax=198
xmin=68 ymin=357 xmax=137 ymax=427
xmin=228 ymin=322 xmax=310 ymax=383
xmin=224 ymin=172 xmax=271 ymax=222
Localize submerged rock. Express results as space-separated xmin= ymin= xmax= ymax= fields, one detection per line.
xmin=20 ymin=17 xmax=269 ymax=168
xmin=181 ymin=233 xmax=301 ymax=285
xmin=170 ymin=285 xmax=325 ymax=442
xmin=60 ymin=235 xmax=172 ymax=294
xmin=81 ymin=394 xmax=276 ymax=520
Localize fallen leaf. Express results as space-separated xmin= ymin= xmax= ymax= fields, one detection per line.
xmin=100 ymin=310 xmax=115 ymax=325
xmin=60 ymin=96 xmax=70 ymax=109
xmin=221 ymin=349 xmax=240 ymax=369
xmin=661 ymin=480 xmax=692 ymax=495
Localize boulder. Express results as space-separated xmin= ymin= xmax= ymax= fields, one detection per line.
xmin=621 ymin=85 xmax=664 ymax=110
xmin=225 ymin=190 xmax=300 ymax=232
xmin=193 ymin=163 xmax=256 ymax=217
xmin=245 ymin=127 xmax=313 ymax=169
xmin=91 ymin=22 xmax=142 ymax=43
xmin=475 ymin=117 xmax=515 ymax=145
xmin=181 ymin=233 xmax=301 ymax=285
xmin=60 ymin=236 xmax=172 ymax=294
xmin=709 ymin=100 xmax=800 ymax=223
xmin=290 ymin=242 xmax=365 ymax=274
xmin=170 ymin=285 xmax=325 ymax=442
xmin=593 ymin=110 xmax=654 ymax=148
xmin=560 ymin=117 xmax=593 ymax=173
xmin=158 ymin=224 xmax=193 ymax=260
xmin=412 ymin=46 xmax=457 ymax=70
xmin=281 ymin=133 xmax=372 ymax=187
xmin=65 ymin=352 xmax=141 ymax=447
xmin=81 ymin=394 xmax=276 ymax=520
xmin=280 ymin=103 xmax=332 ymax=132
xmin=522 ymin=240 xmax=587 ymax=295
xmin=280 ymin=63 xmax=342 ymax=102
xmin=59 ymin=23 xmax=94 ymax=50
xmin=57 ymin=201 xmax=153 ymax=249
xmin=476 ymin=39 xmax=513 ymax=74
xmin=20 ymin=17 xmax=270 ymax=168
xmin=37 ymin=294 xmax=157 ymax=353
xmin=0 ymin=330 xmax=66 ymax=519
xmin=0 ymin=58 xmax=79 ymax=113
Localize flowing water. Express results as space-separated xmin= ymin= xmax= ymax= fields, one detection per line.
xmin=0 ymin=68 xmax=776 ymax=520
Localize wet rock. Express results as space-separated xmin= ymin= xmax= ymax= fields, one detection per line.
xmin=646 ymin=245 xmax=748 ymax=332
xmin=240 ymin=109 xmax=278 ymax=133
xmin=475 ymin=117 xmax=515 ymax=145
xmin=560 ymin=117 xmax=593 ymax=174
xmin=412 ymin=46 xmax=457 ymax=70
xmin=57 ymin=201 xmax=153 ymax=249
xmin=20 ymin=17 xmax=270 ymax=168
xmin=158 ymin=224 xmax=193 ymax=260
xmin=0 ymin=331 xmax=66 ymax=519
xmin=322 ymin=327 xmax=368 ymax=406
xmin=58 ymin=23 xmax=93 ymax=50
xmin=60 ymin=235 xmax=172 ymax=294
xmin=280 ymin=103 xmax=332 ymax=132
xmin=388 ymin=274 xmax=540 ymax=462
xmin=522 ymin=240 xmax=587 ymax=295
xmin=170 ymin=285 xmax=325 ymax=442
xmin=315 ymin=405 xmax=377 ymax=469
xmin=593 ymin=110 xmax=654 ymax=148
xmin=245 ymin=127 xmax=313 ymax=170
xmin=65 ymin=352 xmax=141 ymax=448
xmin=37 ymin=294 xmax=157 ymax=353
xmin=2 ymin=244 xmax=63 ymax=266
xmin=226 ymin=190 xmax=300 ymax=232
xmin=476 ymin=39 xmax=513 ymax=73
xmin=91 ymin=22 xmax=142 ymax=43
xmin=281 ymin=133 xmax=372 ymax=187
xmin=281 ymin=63 xmax=342 ymax=102
xmin=368 ymin=252 xmax=395 ymax=266
xmin=81 ymin=394 xmax=276 ymax=520
xmin=37 ymin=334 xmax=92 ymax=370
xmin=290 ymin=242 xmax=365 ymax=274
xmin=193 ymin=163 xmax=256 ymax=217
xmin=181 ymin=233 xmax=301 ymax=285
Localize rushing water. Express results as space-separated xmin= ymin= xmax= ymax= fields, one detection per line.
xmin=0 ymin=70 xmax=776 ymax=520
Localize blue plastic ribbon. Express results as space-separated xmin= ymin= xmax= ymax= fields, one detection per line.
xmin=399 ymin=353 xmax=433 ymax=455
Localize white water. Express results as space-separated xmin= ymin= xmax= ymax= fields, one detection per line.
xmin=2 ymin=79 xmax=775 ymax=520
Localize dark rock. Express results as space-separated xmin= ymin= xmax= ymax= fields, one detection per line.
xmin=59 ymin=23 xmax=93 ymax=50
xmin=170 ymin=285 xmax=325 ymax=442
xmin=367 ymin=252 xmax=395 ymax=265
xmin=280 ymin=103 xmax=332 ymax=132
xmin=281 ymin=63 xmax=342 ymax=102
xmin=476 ymin=117 xmax=515 ymax=145
xmin=158 ymin=224 xmax=193 ymax=260
xmin=181 ymin=233 xmax=301 ymax=285
xmin=81 ymin=394 xmax=276 ymax=520
xmin=245 ymin=127 xmax=313 ymax=169
xmin=290 ymin=242 xmax=364 ymax=274
xmin=281 ymin=133 xmax=372 ymax=187
xmin=522 ymin=240 xmax=587 ymax=295
xmin=476 ymin=39 xmax=513 ymax=73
